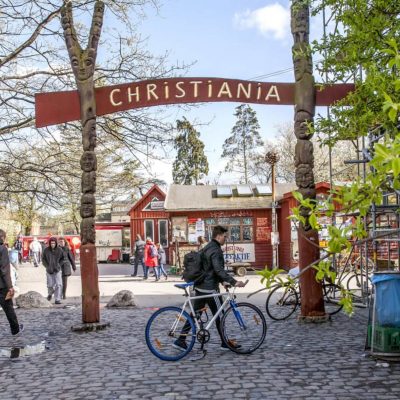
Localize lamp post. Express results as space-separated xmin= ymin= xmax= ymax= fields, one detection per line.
xmin=265 ymin=151 xmax=279 ymax=269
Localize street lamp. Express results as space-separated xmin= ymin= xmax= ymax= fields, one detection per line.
xmin=265 ymin=151 xmax=279 ymax=269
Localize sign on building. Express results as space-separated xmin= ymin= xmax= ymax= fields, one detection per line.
xmin=224 ymin=243 xmax=255 ymax=263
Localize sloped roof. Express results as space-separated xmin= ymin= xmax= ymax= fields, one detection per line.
xmin=164 ymin=183 xmax=297 ymax=211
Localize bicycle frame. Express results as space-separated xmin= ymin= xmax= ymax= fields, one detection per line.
xmin=176 ymin=287 xmax=241 ymax=333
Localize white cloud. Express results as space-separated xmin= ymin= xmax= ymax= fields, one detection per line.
xmin=234 ymin=3 xmax=290 ymax=40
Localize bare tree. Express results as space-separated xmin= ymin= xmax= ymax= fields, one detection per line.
xmin=249 ymin=122 xmax=359 ymax=184
xmin=0 ymin=0 xmax=186 ymax=212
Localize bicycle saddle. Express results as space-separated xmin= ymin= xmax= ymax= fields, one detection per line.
xmin=174 ymin=282 xmax=194 ymax=289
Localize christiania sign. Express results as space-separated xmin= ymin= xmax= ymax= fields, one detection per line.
xmin=35 ymin=77 xmax=354 ymax=128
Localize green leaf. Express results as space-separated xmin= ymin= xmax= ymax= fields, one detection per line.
xmin=392 ymin=158 xmax=400 ymax=178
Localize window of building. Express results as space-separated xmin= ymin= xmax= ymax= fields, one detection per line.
xmin=205 ymin=217 xmax=253 ymax=242
xmin=144 ymin=220 xmax=154 ymax=242
xmin=172 ymin=216 xmax=187 ymax=242
xmin=159 ymin=220 xmax=168 ymax=247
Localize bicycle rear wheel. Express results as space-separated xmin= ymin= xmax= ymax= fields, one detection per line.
xmin=346 ymin=273 xmax=372 ymax=299
xmin=265 ymin=284 xmax=299 ymax=321
xmin=145 ymin=306 xmax=196 ymax=361
xmin=323 ymin=283 xmax=343 ymax=315
xmin=221 ymin=302 xmax=266 ymax=354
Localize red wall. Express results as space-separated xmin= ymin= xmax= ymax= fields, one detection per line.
xmin=128 ymin=185 xmax=168 ymax=251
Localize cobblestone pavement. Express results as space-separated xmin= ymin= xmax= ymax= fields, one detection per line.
xmin=1 ymin=304 xmax=400 ymax=400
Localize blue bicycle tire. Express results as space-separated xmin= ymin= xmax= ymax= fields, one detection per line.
xmin=145 ymin=306 xmax=196 ymax=361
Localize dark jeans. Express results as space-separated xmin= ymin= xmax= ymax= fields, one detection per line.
xmin=180 ymin=290 xmax=224 ymax=344
xmin=133 ymin=256 xmax=147 ymax=277
xmin=0 ymin=288 xmax=20 ymax=334
xmin=62 ymin=275 xmax=68 ymax=299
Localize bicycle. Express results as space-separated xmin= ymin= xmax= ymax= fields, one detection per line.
xmin=145 ymin=280 xmax=267 ymax=361
xmin=265 ymin=279 xmax=343 ymax=321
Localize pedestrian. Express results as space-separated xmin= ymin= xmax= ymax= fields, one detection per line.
xmin=144 ymin=237 xmax=159 ymax=281
xmin=131 ymin=234 xmax=146 ymax=278
xmin=58 ymin=237 xmax=76 ymax=300
xmin=156 ymin=243 xmax=168 ymax=280
xmin=13 ymin=234 xmax=23 ymax=264
xmin=0 ymin=229 xmax=24 ymax=336
xmin=197 ymin=236 xmax=207 ymax=250
xmin=174 ymin=225 xmax=245 ymax=352
xmin=42 ymin=237 xmax=64 ymax=304
xmin=29 ymin=237 xmax=42 ymax=267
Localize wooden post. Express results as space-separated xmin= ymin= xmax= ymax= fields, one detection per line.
xmin=265 ymin=151 xmax=279 ymax=269
xmin=291 ymin=1 xmax=325 ymax=318
xmin=61 ymin=1 xmax=104 ymax=323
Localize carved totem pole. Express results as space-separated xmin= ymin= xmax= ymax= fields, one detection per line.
xmin=291 ymin=1 xmax=325 ymax=317
xmin=61 ymin=1 xmax=104 ymax=323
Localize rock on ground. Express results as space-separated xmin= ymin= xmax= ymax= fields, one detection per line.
xmin=15 ymin=291 xmax=52 ymax=308
xmin=106 ymin=290 xmax=135 ymax=308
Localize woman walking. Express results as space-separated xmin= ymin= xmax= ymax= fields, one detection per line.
xmin=58 ymin=238 xmax=76 ymax=299
xmin=156 ymin=243 xmax=168 ymax=280
xmin=144 ymin=238 xmax=159 ymax=281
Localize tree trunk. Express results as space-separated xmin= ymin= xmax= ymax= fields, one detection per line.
xmin=291 ymin=1 xmax=325 ymax=318
xmin=61 ymin=1 xmax=104 ymax=323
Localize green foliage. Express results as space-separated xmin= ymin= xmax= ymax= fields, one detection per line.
xmin=310 ymin=0 xmax=400 ymax=144
xmin=172 ymin=118 xmax=209 ymax=185
xmin=221 ymin=104 xmax=263 ymax=184
xmin=257 ymin=267 xmax=287 ymax=289
xmin=267 ymin=1 xmax=400 ymax=316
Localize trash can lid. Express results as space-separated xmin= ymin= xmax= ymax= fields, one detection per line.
xmin=372 ymin=272 xmax=400 ymax=284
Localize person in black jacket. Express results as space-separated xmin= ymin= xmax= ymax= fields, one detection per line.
xmin=42 ymin=237 xmax=64 ymax=304
xmin=174 ymin=225 xmax=245 ymax=351
xmin=58 ymin=237 xmax=76 ymax=300
xmin=0 ymin=229 xmax=23 ymax=335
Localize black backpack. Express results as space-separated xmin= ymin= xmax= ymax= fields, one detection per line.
xmin=182 ymin=251 xmax=205 ymax=284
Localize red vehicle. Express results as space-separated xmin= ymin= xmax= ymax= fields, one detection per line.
xmin=21 ymin=235 xmax=81 ymax=264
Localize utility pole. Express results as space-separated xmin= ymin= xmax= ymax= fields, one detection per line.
xmin=266 ymin=151 xmax=279 ymax=269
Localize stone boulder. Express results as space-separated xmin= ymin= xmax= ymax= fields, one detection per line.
xmin=106 ymin=290 xmax=136 ymax=308
xmin=16 ymin=291 xmax=52 ymax=308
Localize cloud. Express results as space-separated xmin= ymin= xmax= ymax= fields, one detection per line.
xmin=234 ymin=3 xmax=290 ymax=40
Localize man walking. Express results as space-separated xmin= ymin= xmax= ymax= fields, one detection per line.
xmin=131 ymin=234 xmax=146 ymax=278
xmin=29 ymin=237 xmax=42 ymax=267
xmin=0 ymin=229 xmax=23 ymax=335
xmin=174 ymin=225 xmax=245 ymax=351
xmin=42 ymin=237 xmax=64 ymax=304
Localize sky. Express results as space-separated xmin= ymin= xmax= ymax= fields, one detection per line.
xmin=109 ymin=0 xmax=326 ymax=185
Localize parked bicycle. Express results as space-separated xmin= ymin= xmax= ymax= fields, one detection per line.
xmin=145 ymin=280 xmax=267 ymax=361
xmin=334 ymin=251 xmax=373 ymax=300
xmin=265 ymin=279 xmax=343 ymax=321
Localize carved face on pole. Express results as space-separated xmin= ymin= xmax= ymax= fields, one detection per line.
xmin=293 ymin=56 xmax=313 ymax=82
xmin=80 ymin=217 xmax=96 ymax=244
xmin=295 ymin=164 xmax=315 ymax=188
xmin=82 ymin=171 xmax=97 ymax=194
xmin=80 ymin=151 xmax=97 ymax=172
xmin=291 ymin=6 xmax=309 ymax=42
xmin=294 ymin=111 xmax=314 ymax=139
xmin=83 ymin=119 xmax=97 ymax=150
xmin=71 ymin=49 xmax=96 ymax=82
xmin=80 ymin=194 xmax=96 ymax=218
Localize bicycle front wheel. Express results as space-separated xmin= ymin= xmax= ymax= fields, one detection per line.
xmin=265 ymin=284 xmax=299 ymax=321
xmin=323 ymin=283 xmax=344 ymax=315
xmin=145 ymin=306 xmax=196 ymax=361
xmin=221 ymin=302 xmax=266 ymax=354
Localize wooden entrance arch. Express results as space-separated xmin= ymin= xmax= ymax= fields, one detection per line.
xmin=35 ymin=1 xmax=353 ymax=323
